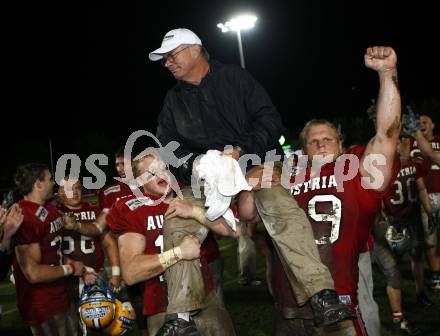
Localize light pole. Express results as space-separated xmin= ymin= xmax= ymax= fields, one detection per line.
xmin=217 ymin=14 xmax=257 ymax=69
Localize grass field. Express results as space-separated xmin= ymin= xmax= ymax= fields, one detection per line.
xmin=1 ymin=232 xmax=439 ymax=335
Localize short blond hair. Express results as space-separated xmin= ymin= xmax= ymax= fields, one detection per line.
xmin=131 ymin=149 xmax=160 ymax=179
xmin=299 ymin=119 xmax=343 ymax=148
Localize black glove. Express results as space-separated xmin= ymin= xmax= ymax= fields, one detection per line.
xmin=401 ymin=105 xmax=420 ymax=136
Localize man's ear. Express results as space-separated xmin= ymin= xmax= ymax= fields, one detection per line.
xmin=34 ymin=179 xmax=42 ymax=191
xmin=190 ymin=45 xmax=201 ymax=58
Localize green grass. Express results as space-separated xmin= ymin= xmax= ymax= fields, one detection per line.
xmin=1 ymin=234 xmax=439 ymax=335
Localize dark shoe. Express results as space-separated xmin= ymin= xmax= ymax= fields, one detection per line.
xmin=156 ymin=314 xmax=199 ymax=336
xmin=393 ymin=318 xmax=422 ymax=335
xmin=310 ymin=289 xmax=356 ymax=327
xmin=416 ymin=291 xmax=434 ymax=307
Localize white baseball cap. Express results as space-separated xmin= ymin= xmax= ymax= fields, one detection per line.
xmin=149 ymin=28 xmax=202 ymax=61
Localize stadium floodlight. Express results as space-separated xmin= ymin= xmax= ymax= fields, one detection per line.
xmin=217 ymin=14 xmax=257 ymax=68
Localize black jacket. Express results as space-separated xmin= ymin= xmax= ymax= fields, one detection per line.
xmin=156 ymin=60 xmax=285 ymax=183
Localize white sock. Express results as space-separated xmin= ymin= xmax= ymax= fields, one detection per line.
xmin=177 ymin=312 xmax=190 ymax=322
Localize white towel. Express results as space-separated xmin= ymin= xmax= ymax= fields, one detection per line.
xmin=195 ymin=150 xmax=252 ymax=230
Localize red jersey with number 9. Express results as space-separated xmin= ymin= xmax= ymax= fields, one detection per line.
xmin=13 ymin=200 xmax=69 ymax=325
xmin=290 ymin=147 xmax=396 ymax=301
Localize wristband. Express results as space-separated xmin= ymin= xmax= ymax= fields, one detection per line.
xmin=191 ymin=206 xmax=211 ymax=227
xmin=158 ymin=247 xmax=182 ymax=269
xmin=61 ymin=264 xmax=72 ymax=276
xmin=111 ymin=266 xmax=121 ymax=276
xmin=69 ymin=262 xmax=76 ymax=275
xmin=94 ymin=222 xmax=103 ymax=234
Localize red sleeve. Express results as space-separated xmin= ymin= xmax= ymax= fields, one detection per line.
xmin=98 ymin=189 xmax=110 ymax=211
xmin=14 ymin=215 xmax=42 ymax=246
xmin=107 ymin=202 xmax=144 ymax=236
xmin=415 ymin=160 xmax=429 ymax=179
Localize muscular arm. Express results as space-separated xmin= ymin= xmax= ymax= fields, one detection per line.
xmin=15 ymin=243 xmax=76 ymax=284
xmin=360 ymin=46 xmax=401 ymax=191
xmin=64 ymin=212 xmax=107 ymax=237
xmin=102 ymin=232 xmax=120 ymax=269
xmin=414 ymin=130 xmax=440 ymax=166
xmin=118 ymin=232 xmax=165 ymax=286
xmin=118 ymin=232 xmax=200 ymax=286
xmin=164 ymin=199 xmax=240 ymax=238
xmin=102 ymin=231 xmax=121 ymax=292
xmin=416 ymin=177 xmax=432 ymax=215
xmin=236 ymin=191 xmax=261 ymax=224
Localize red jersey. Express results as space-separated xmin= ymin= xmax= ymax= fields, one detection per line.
xmin=13 ymin=200 xmax=70 ymax=325
xmin=107 ymin=194 xmax=215 ymax=316
xmin=410 ymin=135 xmax=440 ymax=193
xmin=291 ymin=148 xmax=395 ymax=302
xmin=59 ymin=202 xmax=105 ymax=271
xmin=200 ymin=231 xmax=220 ymax=263
xmin=98 ymin=181 xmax=133 ymax=212
xmin=383 ymin=159 xmax=427 ymax=218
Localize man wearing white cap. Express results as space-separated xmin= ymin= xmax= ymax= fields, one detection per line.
xmin=149 ymin=28 xmax=355 ymax=335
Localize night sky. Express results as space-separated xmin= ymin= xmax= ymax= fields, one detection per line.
xmin=3 ymin=0 xmax=439 ymax=190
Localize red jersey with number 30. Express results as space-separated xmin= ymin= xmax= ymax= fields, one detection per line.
xmin=59 ymin=202 xmax=105 ymax=271
xmin=383 ymin=159 xmax=427 ymax=218
xmin=291 ymin=148 xmax=396 ymax=301
xmin=410 ymin=135 xmax=440 ymax=193
xmin=13 ymin=200 xmax=69 ymax=325
xmin=107 ymin=194 xmax=215 ymax=316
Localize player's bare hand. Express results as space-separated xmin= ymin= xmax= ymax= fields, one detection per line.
xmin=1 ymin=204 xmax=24 ymax=249
xmin=246 ymin=164 xmax=281 ymax=191
xmin=3 ymin=204 xmax=24 ymax=235
xmin=364 ymin=46 xmax=397 ymax=73
xmin=179 ymin=235 xmax=201 ymax=260
xmin=83 ymin=272 xmax=98 ymax=285
xmin=63 ymin=212 xmax=78 ymax=231
xmin=109 ymin=275 xmax=121 ymax=293
xmin=165 ymin=199 xmax=193 ymax=220
xmin=222 ymin=148 xmax=241 ymax=161
xmin=71 ymin=260 xmax=85 ymax=276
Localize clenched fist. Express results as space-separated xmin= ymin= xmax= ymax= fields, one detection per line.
xmin=364 ymin=46 xmax=397 ymax=73
xmin=63 ymin=212 xmax=79 ymax=231
xmin=179 ymin=235 xmax=201 ymax=260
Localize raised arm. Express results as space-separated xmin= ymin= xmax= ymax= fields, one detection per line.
xmin=360 ymin=46 xmax=401 ymax=191
xmin=414 ymin=130 xmax=440 ymax=165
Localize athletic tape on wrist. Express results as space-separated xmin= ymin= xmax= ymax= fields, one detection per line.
xmin=61 ymin=264 xmax=72 ymax=276
xmin=111 ymin=266 xmax=121 ymax=276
